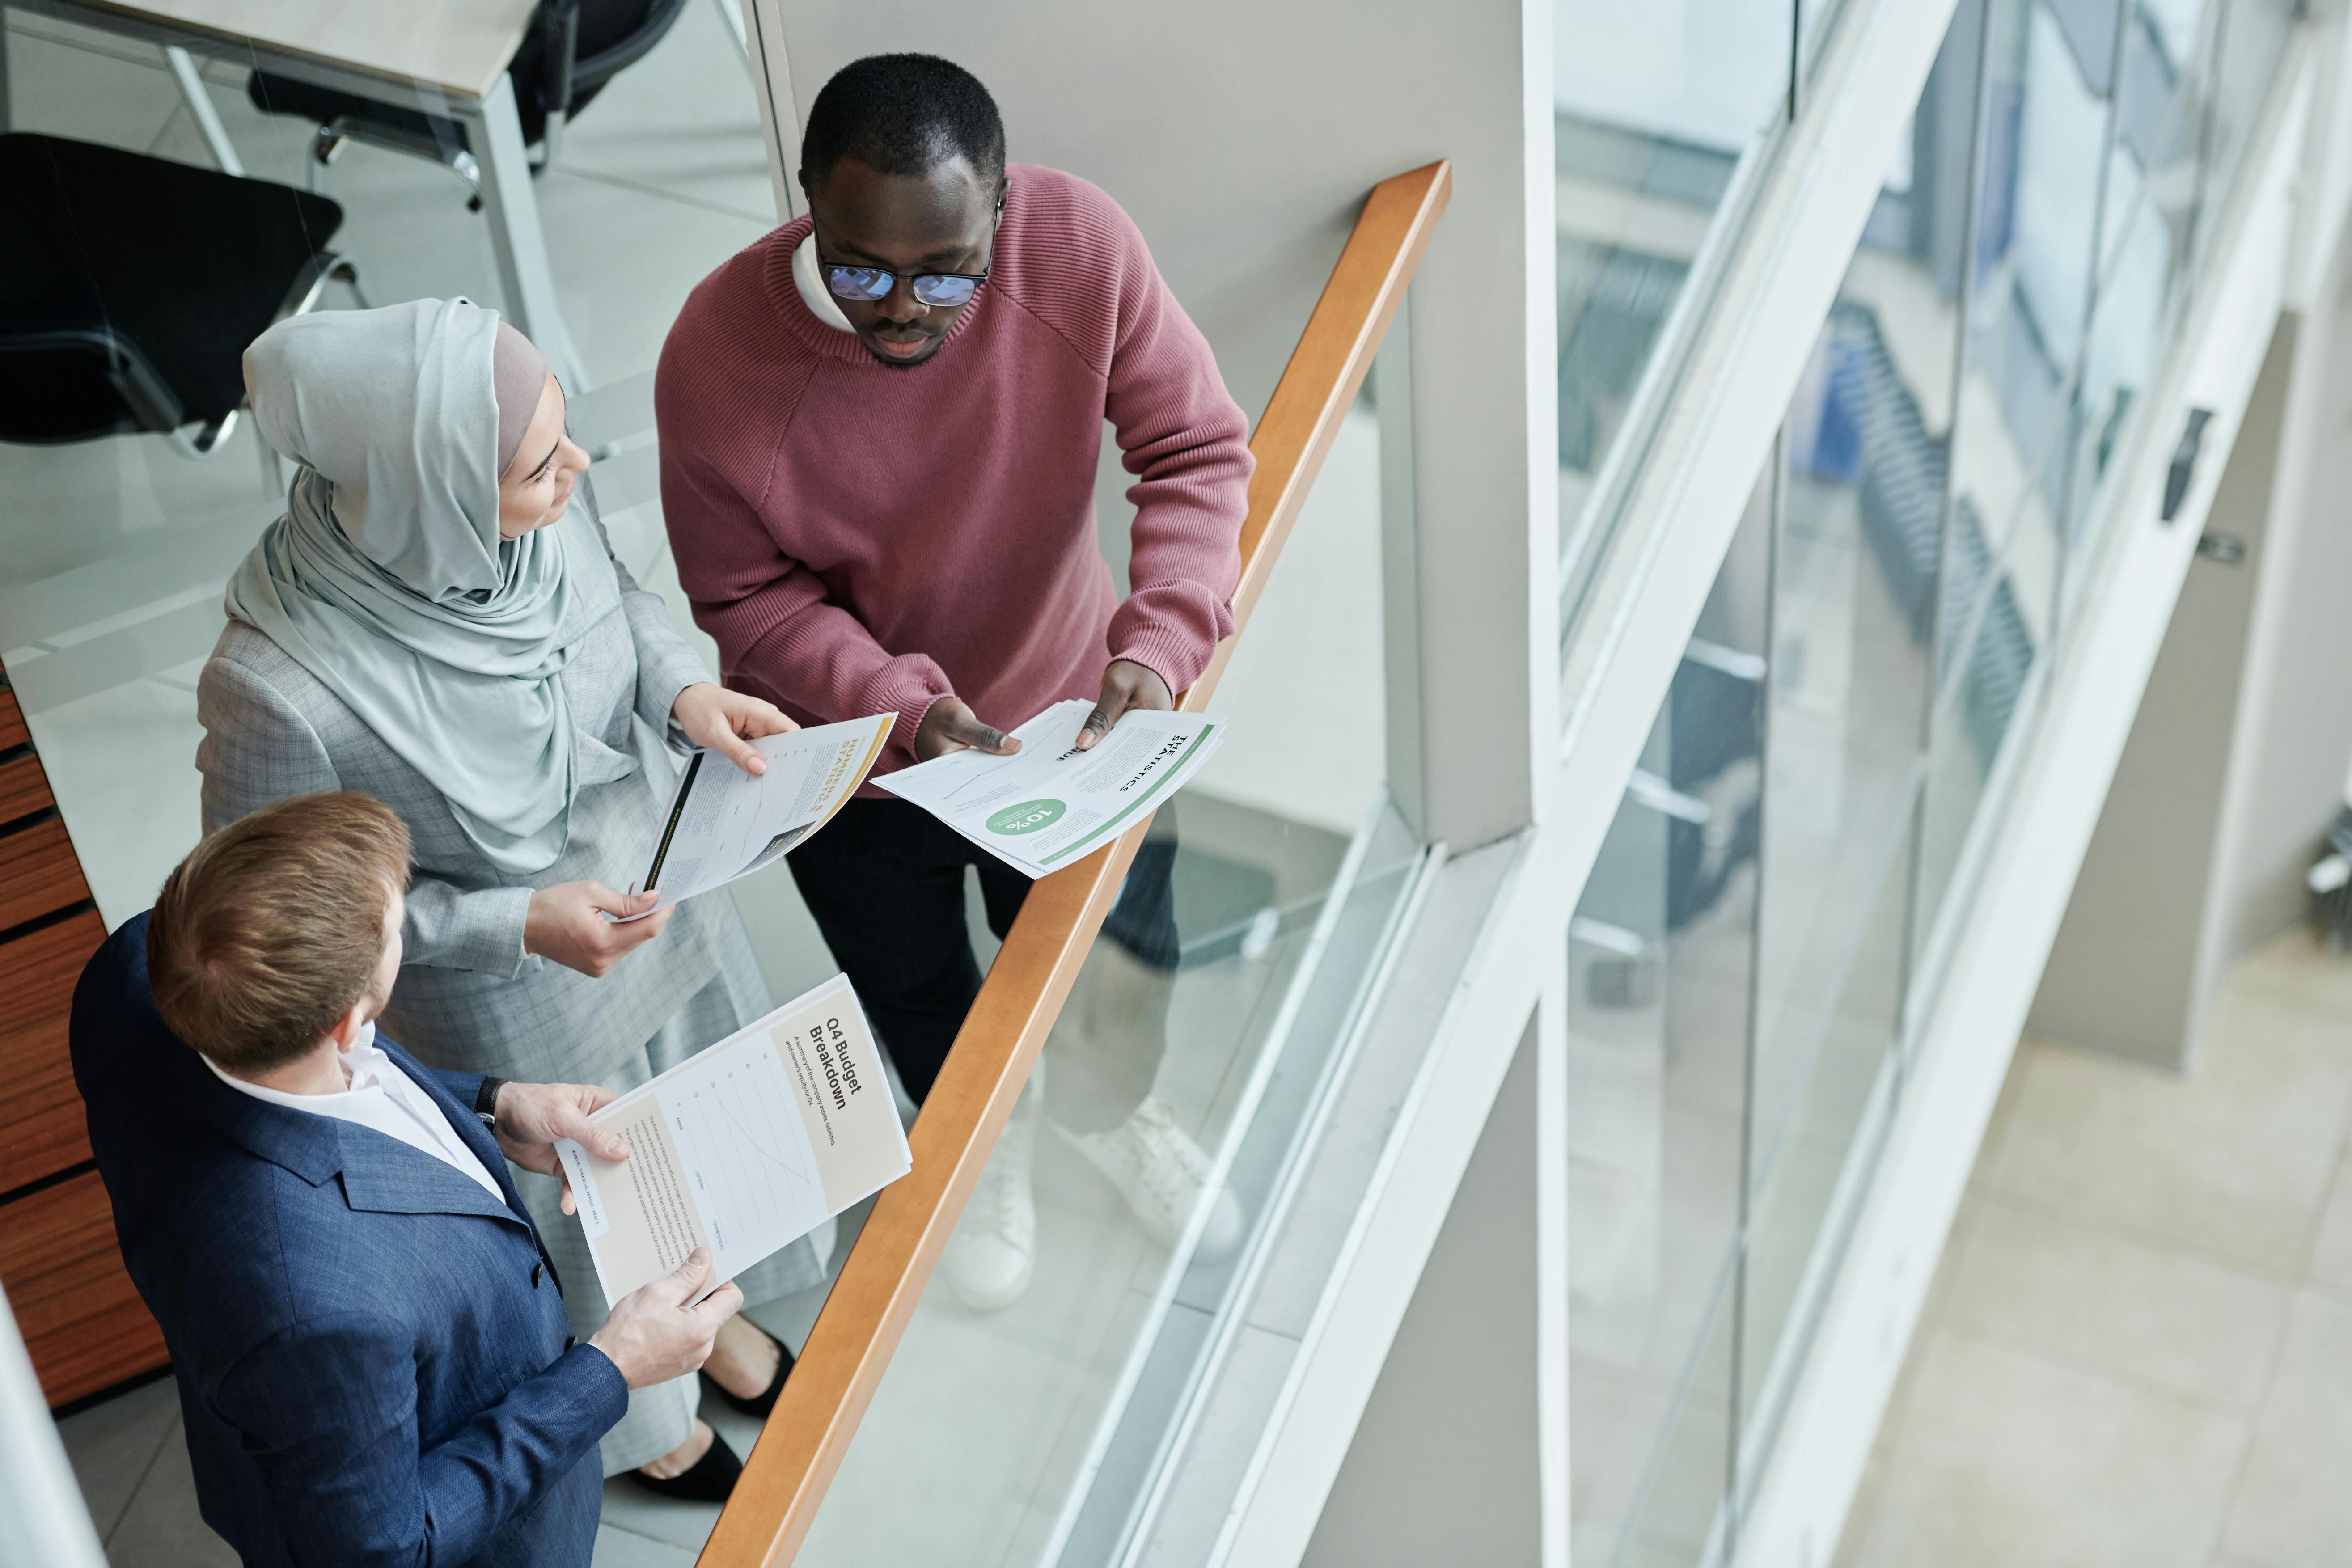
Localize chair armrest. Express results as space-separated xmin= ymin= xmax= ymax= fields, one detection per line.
xmin=538 ymin=0 xmax=583 ymax=119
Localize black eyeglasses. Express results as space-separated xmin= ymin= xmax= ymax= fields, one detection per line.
xmin=822 ymin=260 xmax=990 ymax=309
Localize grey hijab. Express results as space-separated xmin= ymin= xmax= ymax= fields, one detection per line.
xmin=225 ymin=298 xmax=626 ymax=875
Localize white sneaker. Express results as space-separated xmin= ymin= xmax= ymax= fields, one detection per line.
xmin=1057 ymin=1098 xmax=1244 ymax=1261
xmin=941 ymin=1099 xmax=1036 ymax=1313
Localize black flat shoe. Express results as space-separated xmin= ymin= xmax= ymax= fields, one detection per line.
xmin=705 ymin=1327 xmax=794 ymax=1419
xmin=630 ymin=1430 xmax=742 ymax=1503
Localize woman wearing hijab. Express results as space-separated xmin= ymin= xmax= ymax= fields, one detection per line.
xmin=196 ymin=298 xmax=808 ymax=1500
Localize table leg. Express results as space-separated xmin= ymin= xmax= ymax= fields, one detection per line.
xmin=164 ymin=45 xmax=242 ymax=177
xmin=465 ymin=72 xmax=588 ymax=388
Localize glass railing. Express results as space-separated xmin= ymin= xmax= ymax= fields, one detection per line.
xmin=1562 ymin=1 xmax=2298 ymax=1561
xmin=677 ymin=162 xmax=1453 ymax=1568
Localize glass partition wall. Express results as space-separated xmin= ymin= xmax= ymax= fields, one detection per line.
xmin=1565 ymin=0 xmax=2291 ymax=1561
xmin=1554 ymin=0 xmax=1797 ymax=629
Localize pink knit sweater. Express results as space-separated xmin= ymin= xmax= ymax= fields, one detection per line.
xmin=656 ymin=164 xmax=1253 ymax=790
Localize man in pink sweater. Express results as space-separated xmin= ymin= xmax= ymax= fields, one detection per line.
xmin=658 ymin=55 xmax=1250 ymax=1309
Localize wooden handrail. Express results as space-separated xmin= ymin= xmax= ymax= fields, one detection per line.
xmin=697 ymin=158 xmax=1451 ymax=1568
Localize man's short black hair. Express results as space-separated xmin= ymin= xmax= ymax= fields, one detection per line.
xmin=800 ymin=54 xmax=1006 ymax=191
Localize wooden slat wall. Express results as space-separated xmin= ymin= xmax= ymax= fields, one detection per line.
xmin=0 ymin=670 xmax=169 ymax=1405
xmin=0 ymin=1173 xmax=167 ymax=1407
xmin=0 ymin=913 xmax=107 ymax=1194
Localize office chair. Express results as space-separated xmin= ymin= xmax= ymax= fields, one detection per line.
xmin=245 ymin=0 xmax=691 ymax=206
xmin=0 ymin=133 xmax=365 ymax=457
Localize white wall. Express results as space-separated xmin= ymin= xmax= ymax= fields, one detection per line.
xmin=1195 ymin=406 xmax=1388 ymax=838
xmin=1301 ymin=1026 xmax=1543 ymax=1568
xmin=2029 ymin=319 xmax=2299 ymax=1069
xmin=761 ymin=0 xmax=1551 ymax=849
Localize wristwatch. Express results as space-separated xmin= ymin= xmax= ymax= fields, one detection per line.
xmin=474 ymin=1075 xmax=507 ymax=1133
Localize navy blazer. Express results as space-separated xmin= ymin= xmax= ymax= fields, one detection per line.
xmin=71 ymin=913 xmax=628 ymax=1568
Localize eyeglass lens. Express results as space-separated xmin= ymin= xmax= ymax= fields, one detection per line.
xmin=825 ymin=266 xmax=980 ymax=309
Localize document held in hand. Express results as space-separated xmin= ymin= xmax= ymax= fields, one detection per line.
xmin=553 ymin=974 xmax=910 ymax=1305
xmin=874 ymin=698 xmax=1225 ymax=877
xmin=628 ymin=713 xmax=892 ymax=916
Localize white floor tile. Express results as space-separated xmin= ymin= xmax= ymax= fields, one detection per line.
xmin=54 ymin=1378 xmax=180 ymax=1543
xmin=1985 ymin=998 xmax=2352 ymax=1274
xmin=2308 ymin=1157 xmax=2352 ymax=1299
xmin=2220 ymin=1289 xmax=2352 ymax=1567
xmin=598 ymin=1471 xmax=724 ymax=1555
xmin=1940 ymin=1200 xmax=2293 ymax=1410
xmin=2230 ymin=926 xmax=2352 ymax=1026
xmin=1 ymin=18 xmax=181 ymax=155
xmin=1844 ymin=1332 xmax=2246 ymax=1568
xmin=592 ymin=1522 xmax=700 ymax=1568
xmin=29 ymin=677 xmax=206 ymax=928
xmin=101 ymin=1416 xmax=242 ymax=1568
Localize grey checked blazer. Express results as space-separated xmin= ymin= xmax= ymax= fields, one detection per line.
xmin=195 ymin=502 xmax=745 ymax=1088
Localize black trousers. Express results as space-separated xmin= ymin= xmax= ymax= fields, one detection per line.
xmin=786 ymin=797 xmax=1179 ymax=1133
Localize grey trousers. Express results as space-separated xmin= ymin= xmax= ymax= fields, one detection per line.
xmin=515 ymin=959 xmax=828 ymax=1475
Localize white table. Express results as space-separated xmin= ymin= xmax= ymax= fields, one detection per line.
xmin=0 ymin=0 xmax=587 ymax=385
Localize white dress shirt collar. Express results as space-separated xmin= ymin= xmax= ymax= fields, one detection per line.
xmin=204 ymin=1023 xmax=506 ymax=1200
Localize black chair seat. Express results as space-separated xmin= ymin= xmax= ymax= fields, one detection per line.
xmin=246 ymin=0 xmax=685 ymax=160
xmin=0 ymin=134 xmax=344 ymax=444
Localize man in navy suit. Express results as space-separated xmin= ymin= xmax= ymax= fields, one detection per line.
xmin=71 ymin=791 xmax=745 ymax=1567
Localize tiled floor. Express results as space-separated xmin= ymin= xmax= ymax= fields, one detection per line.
xmin=1836 ymin=925 xmax=2352 ymax=1568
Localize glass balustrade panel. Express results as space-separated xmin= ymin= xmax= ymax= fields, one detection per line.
xmin=786 ymin=389 xmax=1409 ymax=1568
xmin=1566 ymin=460 xmax=1768 ymax=1568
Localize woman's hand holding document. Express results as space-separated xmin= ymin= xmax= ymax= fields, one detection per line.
xmin=876 ymin=698 xmax=1226 ymax=876
xmin=554 ymin=974 xmax=910 ymax=1304
xmin=625 ymin=713 xmax=892 ymax=918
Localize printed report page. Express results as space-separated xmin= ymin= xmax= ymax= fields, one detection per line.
xmin=556 ymin=974 xmax=910 ymax=1302
xmin=635 ymin=713 xmax=892 ymax=911
xmin=875 ymin=699 xmax=1225 ymax=875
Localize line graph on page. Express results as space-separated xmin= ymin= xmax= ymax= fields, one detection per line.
xmin=651 ymin=1033 xmax=828 ymax=1279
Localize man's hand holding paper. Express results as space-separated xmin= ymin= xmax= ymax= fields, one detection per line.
xmin=876 ymin=698 xmax=1226 ymax=876
xmin=554 ymin=975 xmax=912 ymax=1305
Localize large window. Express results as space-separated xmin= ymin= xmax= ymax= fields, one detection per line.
xmin=1554 ymin=0 xmax=1796 ymax=627
xmin=1563 ymin=1 xmax=2293 ymax=1561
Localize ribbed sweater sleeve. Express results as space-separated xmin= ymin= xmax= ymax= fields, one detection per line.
xmin=656 ymin=334 xmax=955 ymax=748
xmin=1046 ymin=195 xmax=1252 ymax=696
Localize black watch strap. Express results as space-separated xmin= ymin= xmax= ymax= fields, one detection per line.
xmin=474 ymin=1075 xmax=507 ymax=1130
